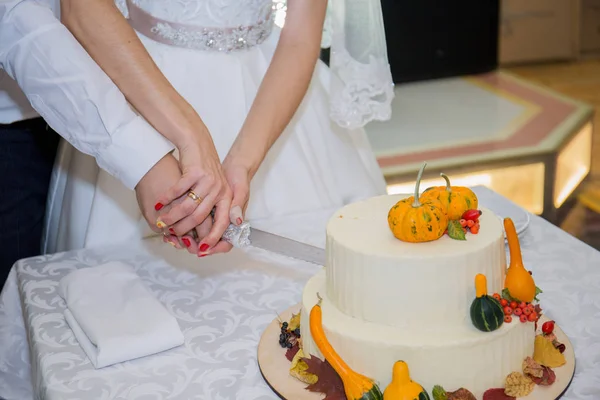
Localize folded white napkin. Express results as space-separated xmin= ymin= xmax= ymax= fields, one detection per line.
xmin=58 ymin=261 xmax=184 ymax=368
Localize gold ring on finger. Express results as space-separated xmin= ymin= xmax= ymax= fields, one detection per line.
xmin=187 ymin=190 xmax=203 ymax=204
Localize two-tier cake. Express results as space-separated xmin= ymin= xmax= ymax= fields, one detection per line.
xmin=275 ymin=163 xmax=568 ymax=400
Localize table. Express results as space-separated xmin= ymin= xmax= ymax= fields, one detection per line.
xmin=1 ymin=188 xmax=600 ymax=399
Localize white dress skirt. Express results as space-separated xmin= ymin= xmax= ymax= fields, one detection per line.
xmin=42 ymin=1 xmax=389 ymax=253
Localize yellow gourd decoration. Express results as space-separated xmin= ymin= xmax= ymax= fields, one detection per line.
xmin=420 ymin=173 xmax=479 ymax=220
xmin=310 ymin=294 xmax=383 ymax=400
xmin=384 ymin=361 xmax=430 ymax=400
xmin=504 ymin=217 xmax=536 ymax=303
xmin=387 ymin=162 xmax=448 ymax=243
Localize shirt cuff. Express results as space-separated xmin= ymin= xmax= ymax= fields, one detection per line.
xmin=96 ymin=116 xmax=175 ymax=190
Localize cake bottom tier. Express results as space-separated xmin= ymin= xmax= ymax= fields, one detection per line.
xmin=300 ymin=270 xmax=535 ymax=399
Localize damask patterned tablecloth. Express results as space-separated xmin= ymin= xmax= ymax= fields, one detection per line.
xmin=1 ymin=188 xmax=600 ymax=399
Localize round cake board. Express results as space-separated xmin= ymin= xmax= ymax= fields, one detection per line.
xmin=258 ymin=303 xmax=575 ymax=400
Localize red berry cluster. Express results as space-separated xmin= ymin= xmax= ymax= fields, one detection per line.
xmin=492 ymin=293 xmax=538 ymax=324
xmin=444 ymin=210 xmax=482 ymax=236
xmin=456 ymin=209 xmax=482 ymax=235
xmin=459 ymin=217 xmax=480 ymax=235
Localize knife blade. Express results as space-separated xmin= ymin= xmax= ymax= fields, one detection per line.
xmin=248 ymin=228 xmax=326 ymax=266
xmin=220 ymin=219 xmax=325 ymax=265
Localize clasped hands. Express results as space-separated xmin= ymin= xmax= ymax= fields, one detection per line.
xmin=135 ymin=139 xmax=251 ymax=257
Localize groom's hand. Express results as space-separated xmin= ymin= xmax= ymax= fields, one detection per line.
xmin=135 ymin=154 xmax=189 ymax=249
xmin=136 ymin=153 xmax=231 ymax=256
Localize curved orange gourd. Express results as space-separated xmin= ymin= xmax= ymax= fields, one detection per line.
xmin=504 ymin=218 xmax=536 ymax=303
xmin=310 ymin=294 xmax=383 ymax=400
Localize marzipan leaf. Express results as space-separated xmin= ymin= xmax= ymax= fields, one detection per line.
xmin=534 ymin=286 xmax=543 ymax=301
xmin=447 ymin=388 xmax=476 ymax=400
xmin=533 ymin=335 xmax=566 ymax=367
xmin=448 ymin=220 xmax=466 ymax=241
xmin=504 ymin=372 xmax=534 ymax=397
xmin=530 ymin=366 xmax=556 ymax=386
xmin=522 ymin=356 xmax=544 ymax=378
xmin=432 ymin=385 xmax=448 ymax=400
xmin=302 ymin=355 xmax=346 ymax=400
xmin=285 ymin=342 xmax=300 ymax=362
xmin=289 ymin=349 xmax=318 ymax=385
xmin=289 ymin=312 xmax=301 ymax=331
xmin=501 ymin=288 xmax=519 ymax=303
xmin=482 ymin=388 xmax=515 ymax=400
xmin=544 ymin=332 xmax=557 ymax=342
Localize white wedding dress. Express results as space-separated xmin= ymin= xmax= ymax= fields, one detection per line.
xmin=42 ymin=0 xmax=394 ymax=253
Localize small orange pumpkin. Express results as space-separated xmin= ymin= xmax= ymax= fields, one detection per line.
xmin=388 ymin=162 xmax=448 ymax=243
xmin=420 ymin=173 xmax=478 ymax=220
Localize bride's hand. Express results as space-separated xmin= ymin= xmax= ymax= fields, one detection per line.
xmin=153 ymin=137 xmax=233 ymax=254
xmin=200 ymin=158 xmax=252 ymax=255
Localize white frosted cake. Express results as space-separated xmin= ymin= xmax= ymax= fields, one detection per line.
xmin=277 ymin=165 xmax=568 ymax=400
xmin=298 ymin=195 xmax=534 ymax=398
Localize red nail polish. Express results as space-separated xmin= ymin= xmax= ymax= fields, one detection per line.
xmin=154 ymin=202 xmax=164 ymax=211
xmin=182 ymin=238 xmax=191 ymax=247
xmin=236 ymin=217 xmax=243 ymax=225
xmin=169 ymin=228 xmax=175 ymax=234
xmin=198 ymin=254 xmax=207 ymax=257
xmin=199 ymin=243 xmax=209 ymax=252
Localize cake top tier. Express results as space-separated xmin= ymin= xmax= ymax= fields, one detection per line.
xmin=326 ymin=194 xmax=503 ymax=259
xmin=324 ymin=194 xmax=507 ymax=331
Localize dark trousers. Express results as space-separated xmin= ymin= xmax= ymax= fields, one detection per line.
xmin=0 ymin=117 xmax=59 ymax=288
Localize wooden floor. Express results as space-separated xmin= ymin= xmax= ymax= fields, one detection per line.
xmin=506 ymin=59 xmax=600 ymax=248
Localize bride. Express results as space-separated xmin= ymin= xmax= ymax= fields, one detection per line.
xmin=47 ymin=0 xmax=394 ymax=256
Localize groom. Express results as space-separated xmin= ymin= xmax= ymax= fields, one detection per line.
xmin=0 ymin=0 xmax=184 ymax=286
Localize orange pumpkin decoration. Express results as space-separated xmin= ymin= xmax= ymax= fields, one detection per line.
xmin=420 ymin=173 xmax=478 ymax=220
xmin=388 ymin=162 xmax=448 ymax=243
xmin=504 ymin=217 xmax=537 ymax=303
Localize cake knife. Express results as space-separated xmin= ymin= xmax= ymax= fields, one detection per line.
xmin=222 ymin=221 xmax=325 ymax=266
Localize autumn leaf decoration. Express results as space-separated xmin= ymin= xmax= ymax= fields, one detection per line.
xmin=302 ymin=355 xmax=347 ymax=400
xmin=447 ymin=220 xmax=466 ymax=241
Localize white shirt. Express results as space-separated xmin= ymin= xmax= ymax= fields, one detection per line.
xmin=0 ymin=0 xmax=175 ymax=190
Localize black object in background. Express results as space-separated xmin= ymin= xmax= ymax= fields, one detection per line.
xmin=380 ymin=1 xmax=500 ymax=84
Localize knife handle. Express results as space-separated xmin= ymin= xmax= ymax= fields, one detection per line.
xmin=207 ymin=208 xmax=251 ymax=248
xmin=222 ymin=221 xmax=252 ymax=248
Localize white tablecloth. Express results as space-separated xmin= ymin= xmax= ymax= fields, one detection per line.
xmin=1 ymin=188 xmax=600 ymax=399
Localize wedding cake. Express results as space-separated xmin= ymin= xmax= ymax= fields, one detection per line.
xmin=298 ymin=197 xmax=533 ymax=398
xmin=276 ymin=163 xmax=568 ymax=400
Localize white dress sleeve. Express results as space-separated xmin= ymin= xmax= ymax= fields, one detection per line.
xmin=326 ymin=0 xmax=395 ymax=130
xmin=0 ymin=0 xmax=174 ymax=190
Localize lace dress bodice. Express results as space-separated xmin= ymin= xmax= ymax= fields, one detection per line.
xmin=116 ymin=0 xmax=274 ymax=27
xmin=116 ymin=0 xmax=394 ymax=130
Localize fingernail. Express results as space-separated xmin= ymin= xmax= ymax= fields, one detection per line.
xmin=169 ymin=228 xmax=175 ymax=234
xmin=156 ymin=220 xmax=166 ymax=229
xmin=199 ymin=243 xmax=209 ymax=252
xmin=198 ymin=254 xmax=207 ymax=258
xmin=167 ymin=240 xmax=177 ymax=248
xmin=182 ymin=237 xmax=191 ymax=247
xmin=154 ymin=202 xmax=164 ymax=211
xmin=230 ymin=206 xmax=243 ymax=225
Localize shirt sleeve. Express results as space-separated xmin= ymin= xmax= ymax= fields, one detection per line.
xmin=0 ymin=0 xmax=175 ymax=189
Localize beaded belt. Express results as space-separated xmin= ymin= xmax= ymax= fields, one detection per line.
xmin=125 ymin=0 xmax=274 ymax=53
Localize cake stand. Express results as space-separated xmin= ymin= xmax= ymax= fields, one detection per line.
xmin=258 ymin=304 xmax=575 ymax=400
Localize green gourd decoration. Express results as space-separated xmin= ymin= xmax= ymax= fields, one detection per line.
xmin=470 ymin=274 xmax=504 ymax=332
